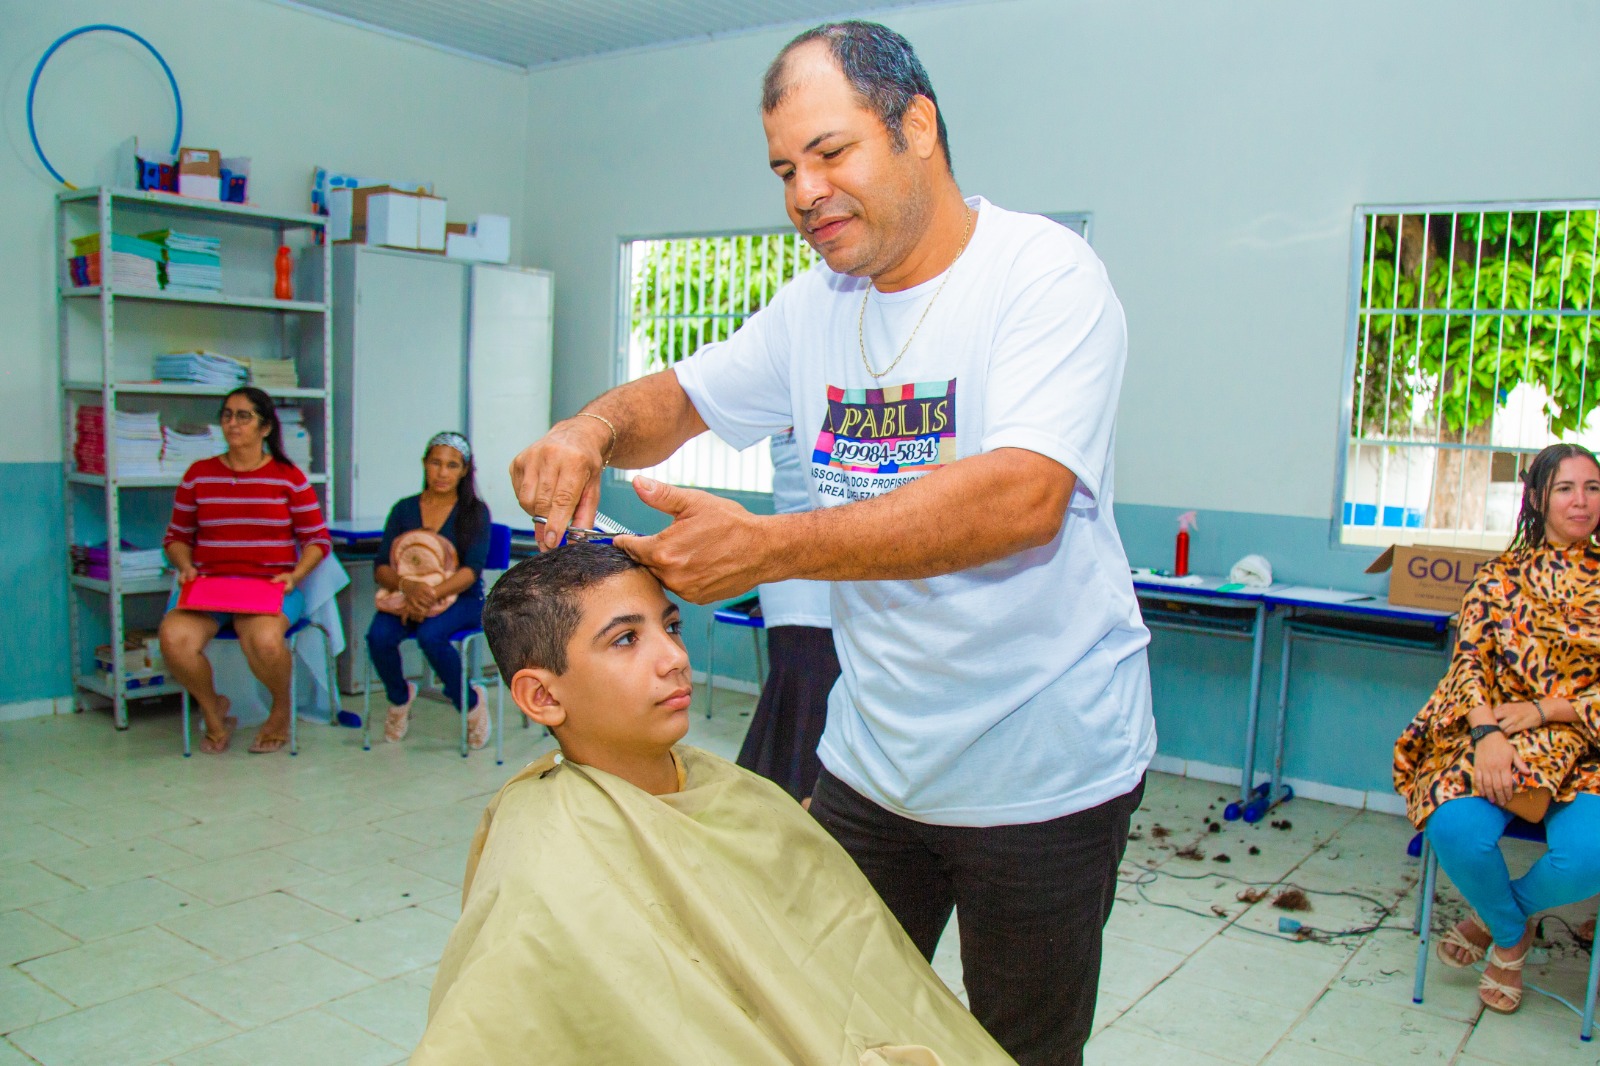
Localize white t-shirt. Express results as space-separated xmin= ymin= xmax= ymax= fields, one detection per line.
xmin=756 ymin=429 xmax=833 ymax=629
xmin=674 ymin=197 xmax=1155 ymax=826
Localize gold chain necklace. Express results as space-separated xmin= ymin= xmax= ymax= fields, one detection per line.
xmin=857 ymin=206 xmax=974 ymax=381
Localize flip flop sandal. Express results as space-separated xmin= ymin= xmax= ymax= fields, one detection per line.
xmin=1479 ymin=945 xmax=1527 ymax=1014
xmin=466 ymin=684 xmax=491 ymax=750
xmin=248 ymin=730 xmax=289 ymax=754
xmin=199 ymin=714 xmax=239 ymax=754
xmin=386 ymin=683 xmax=418 ymax=743
xmin=1436 ymin=915 xmax=1491 ymax=969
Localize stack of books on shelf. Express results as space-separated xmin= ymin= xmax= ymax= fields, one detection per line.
xmin=73 ymin=407 xmax=165 ymax=477
xmin=74 ymin=406 xmax=106 ymax=475
xmin=154 ymin=351 xmax=248 ymax=387
xmin=246 ymin=357 xmax=300 ymax=390
xmin=162 ymin=424 xmax=226 ymax=473
xmin=111 ymin=410 xmax=164 ymax=477
xmin=276 ymin=407 xmax=314 ymax=469
xmin=71 ymin=541 xmax=168 ymax=583
xmin=140 ymin=229 xmax=223 ymax=295
xmin=67 ymin=233 xmax=162 ymax=291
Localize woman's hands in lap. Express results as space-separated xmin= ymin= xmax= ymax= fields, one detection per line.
xmin=1491 ymin=701 xmax=1544 ymax=735
xmin=1473 ymin=732 xmax=1530 ymax=808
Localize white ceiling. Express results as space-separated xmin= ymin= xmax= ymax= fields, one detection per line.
xmin=276 ymin=0 xmax=950 ymax=70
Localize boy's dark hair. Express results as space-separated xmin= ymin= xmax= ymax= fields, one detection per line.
xmin=483 ymin=543 xmax=646 ymax=679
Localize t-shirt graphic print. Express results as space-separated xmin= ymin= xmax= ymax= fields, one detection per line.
xmin=812 ymin=379 xmax=956 ymax=501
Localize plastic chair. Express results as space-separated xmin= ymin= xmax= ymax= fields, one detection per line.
xmin=1410 ymin=821 xmax=1600 ymax=1038
xmin=361 ymin=523 xmax=511 ymax=763
xmin=180 ymin=616 xmax=337 ymax=757
xmin=704 ymin=595 xmax=766 ymax=720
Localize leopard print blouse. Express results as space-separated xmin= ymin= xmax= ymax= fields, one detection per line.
xmin=1393 ymin=540 xmax=1600 ymax=828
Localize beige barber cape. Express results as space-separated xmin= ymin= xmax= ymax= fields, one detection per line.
xmin=411 ymin=745 xmax=1013 ymax=1065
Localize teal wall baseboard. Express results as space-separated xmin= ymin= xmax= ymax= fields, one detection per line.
xmin=592 ymin=485 xmax=1438 ymax=799
xmin=3 ymin=464 xmax=71 ymax=705
xmin=8 ymin=463 xmax=1435 ymax=801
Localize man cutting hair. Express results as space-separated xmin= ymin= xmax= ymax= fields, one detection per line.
xmin=510 ymin=21 xmax=1155 ymax=1065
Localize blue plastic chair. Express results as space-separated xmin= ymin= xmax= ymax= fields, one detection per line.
xmin=180 ymin=616 xmax=337 ymax=757
xmin=1410 ymin=821 xmax=1600 ymax=1037
xmin=361 ymin=523 xmax=511 ymax=763
xmin=703 ymin=595 xmax=766 ymax=720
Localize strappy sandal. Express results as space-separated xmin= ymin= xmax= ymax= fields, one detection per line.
xmin=466 ymin=684 xmax=491 ymax=750
xmin=386 ymin=683 xmax=418 ymax=743
xmin=1479 ymin=945 xmax=1526 ymax=1014
xmin=1435 ymin=914 xmax=1491 ymax=968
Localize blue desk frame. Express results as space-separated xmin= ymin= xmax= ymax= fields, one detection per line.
xmin=1250 ymin=591 xmax=1455 ymax=823
xmin=1134 ymin=577 xmax=1277 ymax=823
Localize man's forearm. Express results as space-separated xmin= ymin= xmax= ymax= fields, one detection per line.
xmin=764 ymin=449 xmax=1075 ymax=583
xmin=581 ymin=369 xmax=707 ymax=470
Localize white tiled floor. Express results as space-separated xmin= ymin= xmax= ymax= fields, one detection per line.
xmin=2 ymin=688 xmax=1597 ymax=1065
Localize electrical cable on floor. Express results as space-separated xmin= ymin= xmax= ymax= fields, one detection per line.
xmin=1118 ymin=861 xmax=1595 ymax=1018
xmin=1116 ymin=862 xmax=1398 ymax=944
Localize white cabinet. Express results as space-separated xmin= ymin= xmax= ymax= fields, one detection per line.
xmin=330 ymin=245 xmax=552 ymax=525
xmin=327 ymin=246 xmax=551 ymax=692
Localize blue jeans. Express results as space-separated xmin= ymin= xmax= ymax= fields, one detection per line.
xmin=366 ymin=595 xmax=484 ymax=711
xmin=1425 ymin=793 xmax=1600 ymax=947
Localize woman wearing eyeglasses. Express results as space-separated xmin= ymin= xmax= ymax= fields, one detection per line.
xmin=159 ymin=387 xmax=331 ymax=754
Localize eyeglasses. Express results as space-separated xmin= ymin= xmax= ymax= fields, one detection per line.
xmin=219 ymin=409 xmax=259 ymax=424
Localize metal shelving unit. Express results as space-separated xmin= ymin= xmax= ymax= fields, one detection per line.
xmin=58 ymin=187 xmax=334 ymax=729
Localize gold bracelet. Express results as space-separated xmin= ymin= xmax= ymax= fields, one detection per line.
xmin=575 ymin=411 xmax=617 ymax=466
xmin=1536 ymin=700 xmax=1548 ymax=727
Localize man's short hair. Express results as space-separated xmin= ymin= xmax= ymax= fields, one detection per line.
xmin=482 ymin=543 xmax=646 ymax=679
xmin=761 ymin=20 xmax=952 ymax=173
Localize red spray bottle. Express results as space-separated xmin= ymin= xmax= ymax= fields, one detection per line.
xmin=1174 ymin=511 xmax=1197 ymax=577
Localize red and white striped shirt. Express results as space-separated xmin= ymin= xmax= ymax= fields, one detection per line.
xmin=164 ymin=457 xmax=331 ymax=577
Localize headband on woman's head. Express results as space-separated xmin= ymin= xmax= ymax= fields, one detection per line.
xmin=427 ymin=431 xmax=472 ymax=463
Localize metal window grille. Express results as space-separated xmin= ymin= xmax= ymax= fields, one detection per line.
xmin=616 ymin=231 xmax=820 ymax=493
xmin=1337 ymin=202 xmax=1600 ymax=549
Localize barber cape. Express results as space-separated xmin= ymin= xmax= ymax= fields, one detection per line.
xmin=412 ymin=746 xmax=1013 ymax=1065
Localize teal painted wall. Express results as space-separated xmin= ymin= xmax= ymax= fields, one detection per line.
xmin=3 ymin=464 xmax=71 ymax=703
xmin=5 ymin=465 xmax=1442 ymax=797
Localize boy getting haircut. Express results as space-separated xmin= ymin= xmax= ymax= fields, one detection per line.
xmin=412 ymin=545 xmax=1013 ymax=1065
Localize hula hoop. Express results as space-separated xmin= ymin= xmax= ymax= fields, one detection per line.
xmin=27 ymin=24 xmax=183 ymax=189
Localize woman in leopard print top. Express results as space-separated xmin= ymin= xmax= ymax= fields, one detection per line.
xmin=1393 ymin=443 xmax=1600 ymax=1014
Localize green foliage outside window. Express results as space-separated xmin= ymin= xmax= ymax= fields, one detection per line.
xmin=629 ymin=234 xmax=820 ymax=372
xmin=1354 ymin=209 xmax=1600 ymax=442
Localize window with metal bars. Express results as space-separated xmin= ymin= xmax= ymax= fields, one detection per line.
xmin=1338 ymin=202 xmax=1600 ymax=549
xmin=616 ymin=231 xmax=821 ymax=493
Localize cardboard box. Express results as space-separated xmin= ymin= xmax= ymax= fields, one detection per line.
xmin=178 ymin=147 xmax=222 ymax=200
xmin=445 ymin=214 xmax=511 ymax=263
xmin=365 ymin=188 xmax=420 ymax=248
xmin=1366 ymin=544 xmax=1500 ymax=612
xmin=416 ymin=195 xmax=447 ymax=251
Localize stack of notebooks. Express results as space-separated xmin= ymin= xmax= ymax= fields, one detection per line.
xmin=246 ymin=357 xmax=299 ymax=390
xmin=162 ymin=424 xmax=226 ymax=473
xmin=140 ymin=230 xmax=223 ymax=294
xmin=71 ymin=541 xmax=168 ymax=583
xmin=276 ymin=407 xmax=315 ymax=469
xmin=67 ymin=233 xmax=162 ymax=291
xmin=110 ymin=410 xmax=164 ymax=477
xmin=74 ymin=406 xmax=106 ymax=475
xmin=73 ymin=408 xmax=165 ymax=477
xmin=154 ymin=351 xmax=248 ymax=388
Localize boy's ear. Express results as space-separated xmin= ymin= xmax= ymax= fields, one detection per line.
xmin=510 ymin=668 xmax=566 ymax=730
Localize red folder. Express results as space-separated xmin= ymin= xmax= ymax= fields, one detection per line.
xmin=178 ymin=576 xmax=286 ymax=614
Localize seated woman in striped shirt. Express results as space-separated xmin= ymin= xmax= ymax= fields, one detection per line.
xmin=159 ymin=387 xmax=332 ymax=754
